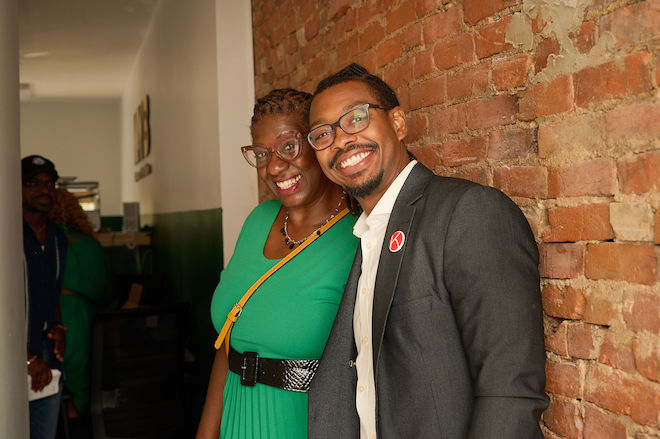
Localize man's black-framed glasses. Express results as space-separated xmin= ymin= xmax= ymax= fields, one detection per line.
xmin=307 ymin=103 xmax=390 ymax=151
xmin=241 ymin=131 xmax=303 ymax=168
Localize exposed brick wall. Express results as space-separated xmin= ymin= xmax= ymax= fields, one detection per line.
xmin=252 ymin=0 xmax=660 ymax=436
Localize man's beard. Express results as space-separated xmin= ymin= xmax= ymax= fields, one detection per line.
xmin=343 ymin=168 xmax=384 ymax=199
xmin=328 ymin=142 xmax=383 ymax=199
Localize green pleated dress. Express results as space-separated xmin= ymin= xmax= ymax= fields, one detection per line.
xmin=210 ymin=200 xmax=358 ymax=439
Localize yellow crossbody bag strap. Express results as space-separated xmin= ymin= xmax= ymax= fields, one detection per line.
xmin=214 ymin=207 xmax=350 ymax=356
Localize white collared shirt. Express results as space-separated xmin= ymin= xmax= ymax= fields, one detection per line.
xmin=352 ymin=160 xmax=417 ymax=439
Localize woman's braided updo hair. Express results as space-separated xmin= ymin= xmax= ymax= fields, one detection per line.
xmin=250 ymin=88 xmax=313 ymax=134
xmin=250 ymin=88 xmax=362 ymax=216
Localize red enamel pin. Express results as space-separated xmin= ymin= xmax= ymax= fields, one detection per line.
xmin=389 ymin=231 xmax=405 ymax=253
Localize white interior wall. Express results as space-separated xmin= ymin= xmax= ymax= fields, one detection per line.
xmin=121 ymin=0 xmax=222 ymax=215
xmin=121 ymin=0 xmax=257 ymax=264
xmin=0 ymin=0 xmax=29 ymax=435
xmin=216 ymin=0 xmax=257 ymax=264
xmin=20 ymin=98 xmax=121 ymax=215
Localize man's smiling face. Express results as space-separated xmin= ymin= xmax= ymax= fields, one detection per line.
xmin=309 ymin=80 xmax=409 ymax=213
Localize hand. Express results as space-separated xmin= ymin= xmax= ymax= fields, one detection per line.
xmin=47 ymin=325 xmax=66 ymax=362
xmin=27 ymin=357 xmax=52 ymax=392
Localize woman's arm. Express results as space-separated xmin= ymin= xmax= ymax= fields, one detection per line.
xmin=196 ymin=345 xmax=229 ymax=439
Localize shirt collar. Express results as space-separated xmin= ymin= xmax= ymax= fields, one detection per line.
xmin=353 ymin=160 xmax=417 ymax=237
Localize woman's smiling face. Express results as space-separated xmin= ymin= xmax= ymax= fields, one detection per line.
xmin=252 ymin=113 xmax=331 ymax=210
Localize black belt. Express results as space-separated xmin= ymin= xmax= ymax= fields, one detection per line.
xmin=228 ymin=346 xmax=319 ymax=393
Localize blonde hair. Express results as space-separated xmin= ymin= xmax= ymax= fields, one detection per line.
xmin=49 ymin=188 xmax=95 ymax=236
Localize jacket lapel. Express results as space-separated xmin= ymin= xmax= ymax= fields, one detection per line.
xmin=372 ymin=163 xmax=433 ymax=371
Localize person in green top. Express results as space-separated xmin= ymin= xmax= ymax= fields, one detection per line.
xmin=50 ymin=188 xmax=107 ymax=424
xmin=196 ymin=89 xmax=359 ymax=439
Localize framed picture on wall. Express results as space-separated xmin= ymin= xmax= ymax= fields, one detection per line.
xmin=134 ymin=94 xmax=151 ymax=164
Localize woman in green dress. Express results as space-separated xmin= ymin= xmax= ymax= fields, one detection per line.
xmin=49 ymin=188 xmax=107 ymax=420
xmin=196 ymin=89 xmax=359 ymax=439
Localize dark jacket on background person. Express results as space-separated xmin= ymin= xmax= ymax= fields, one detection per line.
xmin=24 ymin=218 xmax=67 ymax=369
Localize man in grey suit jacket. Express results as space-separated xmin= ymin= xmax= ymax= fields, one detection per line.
xmin=306 ymin=63 xmax=548 ymax=438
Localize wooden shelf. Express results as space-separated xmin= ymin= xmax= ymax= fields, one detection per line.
xmin=95 ymin=231 xmax=151 ymax=248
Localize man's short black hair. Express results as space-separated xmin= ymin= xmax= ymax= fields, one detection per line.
xmin=313 ymin=63 xmax=400 ymax=109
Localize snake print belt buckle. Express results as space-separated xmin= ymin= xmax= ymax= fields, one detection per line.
xmin=229 ymin=347 xmax=320 ymax=393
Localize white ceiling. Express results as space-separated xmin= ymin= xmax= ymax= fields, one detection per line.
xmin=19 ymin=0 xmax=160 ymax=99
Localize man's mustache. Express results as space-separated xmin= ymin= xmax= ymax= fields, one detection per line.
xmin=328 ymin=142 xmax=378 ymax=169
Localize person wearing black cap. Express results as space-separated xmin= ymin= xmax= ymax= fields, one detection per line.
xmin=22 ymin=154 xmax=68 ymax=439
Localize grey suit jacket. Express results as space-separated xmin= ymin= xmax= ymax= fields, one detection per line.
xmin=309 ymin=163 xmax=548 ymax=439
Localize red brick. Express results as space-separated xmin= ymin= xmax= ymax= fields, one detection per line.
xmin=415 ymin=0 xmax=436 ymax=16
xmin=405 ymin=111 xmax=428 ymax=144
xmin=297 ymin=1 xmax=317 ymax=23
xmin=493 ymin=166 xmax=547 ymax=198
xmin=442 ymin=136 xmax=488 ymax=167
xmin=545 ymin=320 xmax=569 ymax=356
xmin=538 ymin=113 xmax=604 ymax=160
xmin=545 ymin=360 xmax=581 ymax=398
xmin=574 ymin=52 xmax=653 ymax=108
xmin=599 ymin=330 xmax=636 ymax=373
xmin=474 ymin=16 xmax=512 ymax=59
xmin=328 ymin=0 xmax=350 ymax=21
xmin=386 ymin=1 xmax=416 ymax=34
xmin=655 ymin=210 xmax=660 ymax=245
xmin=601 ymin=1 xmax=660 ymax=49
xmin=359 ymin=22 xmax=385 ymax=52
xmin=583 ymin=406 xmax=628 ymax=439
xmin=422 ymin=7 xmax=462 ymax=43
xmin=570 ymin=21 xmax=596 ymax=54
xmin=356 ymin=0 xmax=388 ymax=27
xmin=383 ymin=58 xmax=413 ymax=92
xmin=433 ymin=33 xmax=474 ymax=71
xmin=413 ymin=50 xmax=434 ymax=79
xmin=446 ymin=63 xmax=490 ymax=101
xmin=585 ymin=365 xmax=660 ymax=426
xmin=518 ymin=75 xmax=574 ymax=120
xmin=334 ymin=8 xmax=357 ymax=38
xmin=633 ymin=338 xmax=660 ymax=382
xmin=543 ymin=285 xmax=586 ymax=319
xmin=547 ymin=158 xmax=615 ymax=198
xmin=429 ymin=104 xmax=467 ymax=137
xmin=625 ymin=290 xmax=660 ymax=334
xmin=438 ymin=166 xmax=490 ymax=186
xmin=606 ymin=102 xmax=660 ymax=149
xmin=466 ymin=95 xmax=516 ymax=130
xmin=487 ymin=127 xmax=535 ymax=160
xmin=584 ymin=289 xmax=620 ymax=326
xmin=543 ymin=398 xmax=583 ymax=439
xmin=463 ymin=0 xmax=508 ymax=25
xmin=376 ymin=34 xmax=405 ymax=68
xmin=492 ymin=54 xmax=532 ymax=90
xmin=284 ymin=34 xmax=299 ymax=56
xmin=539 ymin=243 xmax=585 ymax=279
xmin=305 ymin=14 xmax=321 ymax=41
xmin=618 ymin=151 xmax=660 ymax=195
xmin=403 ymin=22 xmax=424 ymax=52
xmin=567 ymin=322 xmax=602 ymax=359
xmin=301 ymin=38 xmax=323 ymax=63
xmin=534 ymin=37 xmax=560 ymax=73
xmin=408 ymin=143 xmax=442 ymax=172
xmin=409 ymin=75 xmax=447 ymax=110
xmin=542 ymin=204 xmax=614 ymax=243
xmin=586 ymin=243 xmax=657 ymax=285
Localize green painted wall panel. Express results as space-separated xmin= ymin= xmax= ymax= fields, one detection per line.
xmin=142 ymin=207 xmax=223 ymax=430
